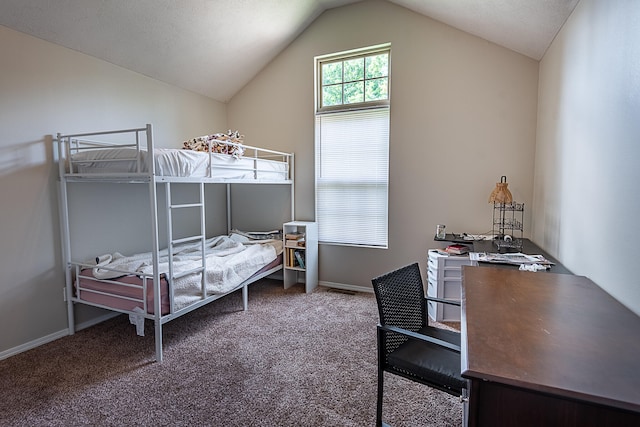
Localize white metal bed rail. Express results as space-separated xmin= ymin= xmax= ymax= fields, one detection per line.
xmin=72 ymin=264 xmax=155 ymax=318
xmin=56 ymin=124 xmax=293 ymax=182
xmin=57 ymin=125 xmax=152 ymax=178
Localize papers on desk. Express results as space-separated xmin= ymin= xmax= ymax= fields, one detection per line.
xmin=460 ymin=233 xmax=495 ymax=241
xmin=470 ymin=252 xmax=554 ymax=269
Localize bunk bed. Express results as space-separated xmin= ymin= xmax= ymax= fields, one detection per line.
xmin=56 ymin=124 xmax=294 ymax=362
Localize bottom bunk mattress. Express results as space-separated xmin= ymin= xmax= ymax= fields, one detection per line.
xmin=75 ymin=234 xmax=283 ymax=314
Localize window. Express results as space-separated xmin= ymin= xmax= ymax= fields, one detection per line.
xmin=315 ymin=44 xmax=390 ymax=247
xmin=319 ymin=50 xmax=389 ymax=111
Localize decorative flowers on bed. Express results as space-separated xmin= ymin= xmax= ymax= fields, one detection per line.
xmin=182 ymin=130 xmax=245 ymax=158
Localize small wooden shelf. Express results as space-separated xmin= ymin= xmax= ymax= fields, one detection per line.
xmin=283 ymin=221 xmax=318 ymax=293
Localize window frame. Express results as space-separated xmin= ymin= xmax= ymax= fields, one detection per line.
xmin=315 ymin=44 xmax=391 ymax=114
xmin=314 ymin=43 xmax=391 ymax=248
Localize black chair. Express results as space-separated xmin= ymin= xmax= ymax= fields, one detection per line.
xmin=371 ymin=262 xmax=467 ymax=427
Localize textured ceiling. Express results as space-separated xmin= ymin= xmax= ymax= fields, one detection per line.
xmin=391 ymin=0 xmax=579 ymax=59
xmin=0 ymin=0 xmax=579 ymax=102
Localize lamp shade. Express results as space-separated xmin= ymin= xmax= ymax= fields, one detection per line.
xmin=488 ymin=176 xmax=513 ymax=204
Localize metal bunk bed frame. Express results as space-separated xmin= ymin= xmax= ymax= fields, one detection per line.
xmin=56 ymin=124 xmax=294 ymax=362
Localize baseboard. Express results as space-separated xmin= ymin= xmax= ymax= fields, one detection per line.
xmin=0 ymin=311 xmax=120 ymax=361
xmin=319 ymin=280 xmax=373 ymax=294
xmin=0 ymin=329 xmax=68 ymax=361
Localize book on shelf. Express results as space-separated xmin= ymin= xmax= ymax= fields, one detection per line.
xmin=294 ymin=250 xmax=306 ymax=269
xmin=285 ymin=231 xmax=304 ymax=240
xmin=286 ymin=248 xmax=306 ymax=268
xmin=285 ymin=234 xmax=305 ymax=247
xmin=445 ymin=244 xmax=470 ymax=255
xmin=287 ymin=247 xmax=295 ymax=267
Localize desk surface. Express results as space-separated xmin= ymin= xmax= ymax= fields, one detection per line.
xmin=461 ymin=266 xmax=640 ymax=414
xmin=470 ymin=238 xmax=572 ymax=274
xmin=434 ymin=236 xmax=573 ymax=274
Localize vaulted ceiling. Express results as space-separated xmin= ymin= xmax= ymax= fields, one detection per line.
xmin=0 ymin=0 xmax=579 ymax=102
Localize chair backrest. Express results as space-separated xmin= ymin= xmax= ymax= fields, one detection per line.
xmin=371 ymin=263 xmax=427 ymax=333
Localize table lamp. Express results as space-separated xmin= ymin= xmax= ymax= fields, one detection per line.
xmin=488 ymin=175 xmax=513 ymax=204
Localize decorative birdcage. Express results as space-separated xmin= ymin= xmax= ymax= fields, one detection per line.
xmin=488 ymin=176 xmax=523 ymax=251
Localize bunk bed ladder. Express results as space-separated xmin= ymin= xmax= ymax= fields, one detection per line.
xmin=164 ymin=181 xmax=207 ymax=312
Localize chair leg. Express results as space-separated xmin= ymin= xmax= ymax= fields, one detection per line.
xmin=376 ymin=366 xmax=384 ymax=427
xmin=376 ymin=327 xmax=386 ymax=427
xmin=462 ymin=387 xmax=469 ymax=427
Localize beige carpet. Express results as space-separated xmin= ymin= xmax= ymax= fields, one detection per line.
xmin=0 ymin=279 xmax=463 ymax=426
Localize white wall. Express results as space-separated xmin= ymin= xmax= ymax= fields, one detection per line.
xmin=533 ymin=0 xmax=640 ymax=314
xmin=0 ymin=25 xmax=227 ymax=356
xmin=228 ymin=0 xmax=539 ymax=288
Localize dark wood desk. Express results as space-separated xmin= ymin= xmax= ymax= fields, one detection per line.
xmin=461 ymin=266 xmax=640 ymax=426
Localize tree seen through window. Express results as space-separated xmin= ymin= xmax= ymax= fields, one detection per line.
xmin=321 ymin=52 xmax=388 ymax=108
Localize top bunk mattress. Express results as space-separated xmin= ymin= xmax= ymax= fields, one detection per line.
xmin=69 ymin=148 xmax=288 ymax=181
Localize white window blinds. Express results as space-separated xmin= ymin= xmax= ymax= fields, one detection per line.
xmin=315 ymin=108 xmax=389 ymax=247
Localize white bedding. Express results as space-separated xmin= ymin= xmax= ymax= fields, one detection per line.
xmin=70 ymin=148 xmax=287 ymax=180
xmin=92 ymin=235 xmax=283 ymax=311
